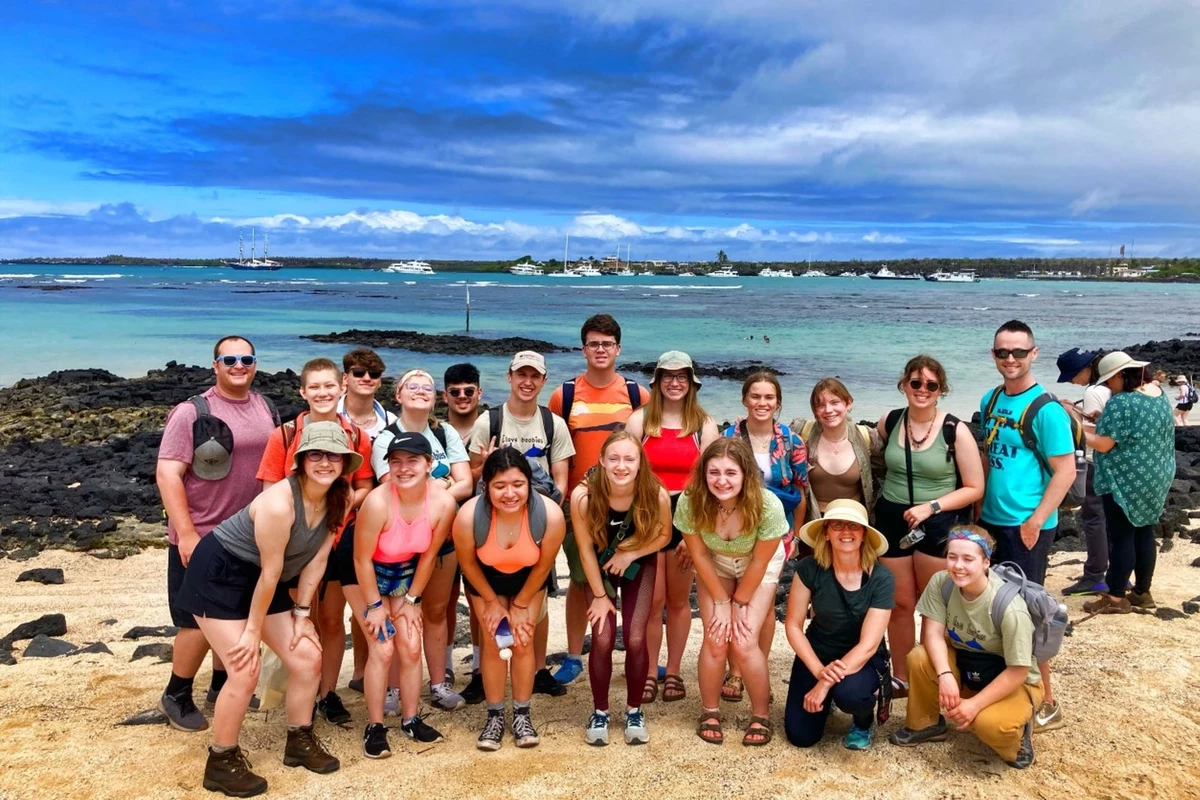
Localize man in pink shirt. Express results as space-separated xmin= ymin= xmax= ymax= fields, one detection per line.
xmin=156 ymin=335 xmax=278 ymax=731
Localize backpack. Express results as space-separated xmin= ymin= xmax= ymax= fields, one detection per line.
xmin=559 ymin=376 xmax=642 ymax=427
xmin=189 ymin=392 xmax=280 ymax=481
xmin=941 ymin=562 xmax=1069 ymax=664
xmin=983 ymin=388 xmax=1086 ymax=508
xmin=1187 ymin=383 xmax=1199 ymax=404
xmin=484 ymin=405 xmax=563 ymax=504
xmin=473 ymin=490 xmax=548 ymax=547
xmin=883 ymin=408 xmax=963 ymax=489
xmin=734 ymin=420 xmax=804 ymax=518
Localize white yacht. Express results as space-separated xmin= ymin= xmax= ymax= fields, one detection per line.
xmin=758 ymin=267 xmax=794 ymax=278
xmin=867 ymin=265 xmax=920 ymax=281
xmin=677 ymin=271 xmax=696 ymax=277
xmin=799 ymin=269 xmax=827 ymax=278
xmin=707 ymin=266 xmax=740 ymax=278
xmin=839 ymin=270 xmax=861 ymax=278
xmin=509 ymin=263 xmax=544 ymax=276
xmin=228 ymin=230 xmax=283 ymax=271
xmin=925 ymin=270 xmax=980 ymax=283
xmin=614 ymin=267 xmax=636 ymax=277
xmin=574 ymin=264 xmax=603 ymax=277
xmin=384 ymin=260 xmax=435 ymax=275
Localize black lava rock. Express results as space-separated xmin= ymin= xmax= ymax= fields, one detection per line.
xmin=123 ymin=625 xmax=178 ymax=640
xmin=24 ymin=634 xmax=79 ymax=658
xmin=303 ymin=329 xmax=573 ymax=356
xmin=619 ymin=359 xmax=787 ymax=380
xmin=4 ymin=613 xmax=67 ymax=642
xmin=119 ymin=709 xmax=169 ymax=726
xmin=1154 ymin=607 xmax=1187 ymax=622
xmin=16 ymin=567 xmax=64 ymax=585
xmin=131 ymin=643 xmax=174 ymax=662
xmin=76 ymin=642 xmax=113 ymax=655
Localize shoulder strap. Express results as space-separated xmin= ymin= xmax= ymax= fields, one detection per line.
xmin=527 ymin=491 xmax=548 ymax=544
xmin=189 ymin=394 xmax=210 ymax=418
xmin=940 ymin=575 xmax=953 ymax=606
xmin=833 ymin=571 xmax=870 ymax=625
xmin=280 ymin=413 xmax=302 ymax=452
xmin=983 ymin=386 xmax=1004 ymax=421
xmin=560 ymin=379 xmax=577 ymax=428
xmin=256 ymin=392 xmax=281 ymax=427
xmin=799 ymin=419 xmax=816 ymax=442
xmin=431 ymin=422 xmax=448 ymax=451
xmin=488 ymin=406 xmax=503 ymax=446
xmin=538 ymin=406 xmax=555 ymax=452
xmin=883 ymin=408 xmax=904 ymax=443
xmin=625 ymin=379 xmax=641 ymax=410
xmin=473 ymin=496 xmax=491 ymax=548
xmin=1017 ymin=393 xmax=1054 ymax=475
xmin=737 ymin=419 xmax=750 ymax=440
xmin=989 ymin=565 xmax=1025 ymax=630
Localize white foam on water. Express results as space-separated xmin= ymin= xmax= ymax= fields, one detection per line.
xmin=0 ymin=273 xmax=36 ymax=279
xmin=1016 ymin=293 xmax=1039 ymax=297
xmin=657 ymin=293 xmax=680 ymax=298
xmin=53 ymin=279 xmax=88 ymax=284
xmin=973 ymin=306 xmax=991 ymax=311
xmin=404 ymin=281 xmax=417 ymax=285
xmin=61 ymin=273 xmax=123 ymax=279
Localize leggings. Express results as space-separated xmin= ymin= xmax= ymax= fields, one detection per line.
xmin=1101 ymin=494 xmax=1157 ymax=598
xmin=585 ymin=557 xmax=658 ymax=712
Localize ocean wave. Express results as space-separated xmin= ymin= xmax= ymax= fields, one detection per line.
xmin=1015 ymin=293 xmax=1039 ymax=297
xmin=53 ymin=279 xmax=88 ymax=284
xmin=658 ymin=293 xmax=680 ymax=298
xmin=0 ymin=273 xmax=36 ymax=279
xmin=973 ymin=306 xmax=991 ymax=311
xmin=60 ymin=273 xmax=123 ymax=279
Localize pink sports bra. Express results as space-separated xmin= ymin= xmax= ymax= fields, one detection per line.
xmin=372 ymin=484 xmax=433 ymax=563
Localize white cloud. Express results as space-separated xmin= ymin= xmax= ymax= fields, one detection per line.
xmin=862 ymin=231 xmax=907 ymax=244
xmin=1069 ymin=189 xmax=1120 ymax=217
xmin=0 ymin=198 xmax=101 ymax=218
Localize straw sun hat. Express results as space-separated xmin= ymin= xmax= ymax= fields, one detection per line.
xmin=798 ymin=498 xmax=888 ymax=557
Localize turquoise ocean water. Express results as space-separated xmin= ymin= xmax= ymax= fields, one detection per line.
xmin=2 ymin=265 xmax=1197 ymax=424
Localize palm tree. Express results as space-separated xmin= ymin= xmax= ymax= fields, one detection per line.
xmin=717 ymin=250 xmax=729 ymax=264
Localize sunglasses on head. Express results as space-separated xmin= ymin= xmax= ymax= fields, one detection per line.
xmin=908 ymin=379 xmax=940 ymax=392
xmin=447 ymin=387 xmax=477 ymax=398
xmin=992 ymin=348 xmax=1032 ymax=360
xmin=216 ymin=355 xmax=257 ymax=367
xmin=349 ymin=367 xmax=383 ymax=380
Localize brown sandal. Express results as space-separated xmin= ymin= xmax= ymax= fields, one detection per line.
xmin=642 ymin=676 xmax=659 ymax=704
xmin=662 ymin=674 xmax=686 ymax=703
xmin=720 ymin=672 xmax=744 ymax=702
xmin=742 ymin=714 xmax=773 ymax=747
xmin=696 ymin=708 xmax=723 ymax=745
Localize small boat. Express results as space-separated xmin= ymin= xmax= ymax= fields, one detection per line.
xmin=839 ymin=271 xmax=861 ymax=278
xmin=926 ymin=270 xmax=980 ymax=283
xmin=614 ymin=268 xmax=637 ymax=277
xmin=574 ymin=264 xmax=603 ymax=277
xmin=758 ymin=268 xmax=794 ymax=278
xmin=799 ymin=269 xmax=827 ymax=278
xmin=678 ymin=271 xmax=696 ymax=277
xmin=707 ymin=266 xmax=740 ymax=278
xmin=228 ymin=230 xmax=283 ymax=271
xmin=509 ymin=263 xmax=544 ymax=276
xmin=868 ymin=265 xmax=921 ymax=281
xmin=384 ymin=260 xmax=435 ymax=275
xmin=639 ymin=269 xmax=655 ymax=276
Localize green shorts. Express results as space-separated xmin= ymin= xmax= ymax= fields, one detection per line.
xmin=562 ymin=516 xmax=587 ymax=586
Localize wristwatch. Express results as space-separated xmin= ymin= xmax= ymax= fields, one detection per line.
xmin=929 ymin=500 xmax=942 ymax=515
xmin=403 ymin=594 xmax=422 ymax=607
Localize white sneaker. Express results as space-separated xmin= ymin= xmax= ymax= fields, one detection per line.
xmin=585 ymin=711 xmax=610 ymax=746
xmin=624 ymin=708 xmax=649 ymax=745
xmin=384 ymin=687 xmax=400 ymax=717
xmin=430 ymin=682 xmax=466 ymax=711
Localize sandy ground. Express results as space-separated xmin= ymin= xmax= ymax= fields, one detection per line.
xmin=2 ymin=531 xmax=1200 ymax=800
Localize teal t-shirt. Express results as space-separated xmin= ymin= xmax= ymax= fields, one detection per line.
xmin=979 ymin=384 xmax=1074 ymax=528
xmin=1094 ymin=391 xmax=1175 ymax=527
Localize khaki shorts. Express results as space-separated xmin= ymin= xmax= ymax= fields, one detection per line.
xmin=711 ymin=544 xmax=785 ymax=584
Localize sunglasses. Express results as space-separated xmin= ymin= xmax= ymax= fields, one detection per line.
xmin=304 ymin=450 xmax=344 ymax=463
xmin=992 ymin=348 xmax=1033 ymax=360
xmin=583 ymin=341 xmax=618 ymax=351
xmin=447 ymin=387 xmax=477 ymax=398
xmin=349 ymin=367 xmax=383 ymax=380
xmin=404 ymin=382 xmax=436 ymax=395
xmin=216 ymin=355 xmax=257 ymax=367
xmin=908 ymin=379 xmax=940 ymax=392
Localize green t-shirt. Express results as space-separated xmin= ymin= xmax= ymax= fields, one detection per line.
xmin=917 ymin=571 xmax=1040 ymax=686
xmin=673 ymin=487 xmax=787 ymax=556
xmin=796 ymin=557 xmax=894 ymax=664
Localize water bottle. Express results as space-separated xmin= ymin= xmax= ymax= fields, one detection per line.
xmin=899 ymin=526 xmax=926 ymax=549
xmin=495 ymin=618 xmax=514 ymax=661
xmin=1051 ymin=603 xmax=1069 ymax=629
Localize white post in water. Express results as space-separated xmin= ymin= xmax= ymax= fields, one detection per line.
xmin=465 ymin=285 xmax=471 ymax=332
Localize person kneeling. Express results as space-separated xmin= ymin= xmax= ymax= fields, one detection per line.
xmin=889 ymin=526 xmax=1042 ymax=769
xmin=783 ymin=500 xmax=893 ymax=750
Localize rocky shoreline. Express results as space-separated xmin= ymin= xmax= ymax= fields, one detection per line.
xmin=302 ymin=329 xmax=574 ymax=356
xmin=618 ymin=359 xmax=787 ymax=381
xmin=1 ymin=339 xmax=1197 ymax=563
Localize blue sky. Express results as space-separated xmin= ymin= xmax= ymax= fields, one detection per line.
xmin=2 ymin=1 xmax=1199 ymax=261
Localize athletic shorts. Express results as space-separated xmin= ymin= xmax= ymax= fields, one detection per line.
xmin=176 ymin=535 xmax=293 ymax=621
xmin=334 ymin=521 xmax=358 ymax=587
xmin=980 ymin=521 xmax=1055 ymax=586
xmin=710 ymin=544 xmax=786 ymax=584
xmin=167 ymin=544 xmax=199 ymax=629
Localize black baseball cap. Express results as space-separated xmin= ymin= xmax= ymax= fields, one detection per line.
xmin=387 ymin=431 xmax=433 ymax=458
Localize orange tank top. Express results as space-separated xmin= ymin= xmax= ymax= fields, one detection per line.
xmin=476 ymin=509 xmax=541 ymax=574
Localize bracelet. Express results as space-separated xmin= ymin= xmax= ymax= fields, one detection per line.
xmin=713 ymin=599 xmax=731 ymax=606
xmin=510 ymin=600 xmax=529 ymax=610
xmin=292 ymin=605 xmax=311 ymax=618
xmin=730 ymin=597 xmax=748 ymax=608
xmin=365 ymin=599 xmax=383 ymax=611
xmin=937 ymin=671 xmax=953 ymax=678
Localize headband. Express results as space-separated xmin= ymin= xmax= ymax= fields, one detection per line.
xmin=399 ymin=369 xmax=433 ymax=386
xmin=947 ymin=528 xmax=992 ymax=560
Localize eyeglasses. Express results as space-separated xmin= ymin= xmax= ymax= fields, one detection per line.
xmin=216 ymin=354 xmax=257 ymax=368
xmin=826 ymin=520 xmax=863 ymax=532
xmin=660 ymin=372 xmax=691 ymax=385
xmin=584 ymin=341 xmax=618 ymax=352
xmin=992 ymin=348 xmax=1032 ymax=360
xmin=349 ymin=367 xmax=383 ymax=380
xmin=304 ymin=450 xmax=344 ymax=463
xmin=447 ymin=387 xmax=477 ymax=398
xmin=908 ymin=379 xmax=940 ymax=392
xmin=404 ymin=382 xmax=436 ymax=395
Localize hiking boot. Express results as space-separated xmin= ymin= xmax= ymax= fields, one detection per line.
xmin=511 ymin=708 xmax=540 ymax=748
xmin=160 ymin=691 xmax=208 ymax=732
xmin=843 ymin=721 xmax=875 ymax=751
xmin=533 ymin=668 xmax=567 ymax=697
xmin=316 ymin=691 xmax=352 ymax=725
xmin=362 ymin=723 xmax=391 ymax=759
xmin=384 ymin=687 xmax=400 ymax=717
xmin=1127 ymin=590 xmax=1156 ymax=609
xmin=204 ymin=688 xmax=261 ymax=711
xmin=888 ymin=716 xmax=949 ymax=747
xmin=477 ymin=709 xmax=505 ymax=751
xmin=623 ymin=708 xmax=649 ymax=745
xmin=1061 ymin=577 xmax=1108 ymax=597
xmin=1083 ymin=595 xmax=1132 ymax=615
xmin=552 ymin=656 xmax=584 ymax=685
xmin=282 ymin=725 xmax=340 ymax=774
xmin=461 ymin=671 xmax=485 ymax=705
xmin=585 ymin=710 xmax=610 ymax=746
xmin=430 ymin=682 xmax=466 ymax=711
xmin=400 ymin=715 xmax=444 ymax=744
xmin=1033 ymin=700 xmax=1065 ymax=733
xmin=1007 ymin=719 xmax=1035 ymax=769
xmin=203 ymin=745 xmax=267 ymax=797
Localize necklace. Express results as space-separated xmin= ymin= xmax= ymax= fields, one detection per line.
xmin=823 ymin=433 xmax=849 ymax=453
xmin=907 ymin=414 xmax=935 ymax=447
xmin=717 ymin=503 xmax=737 ymax=519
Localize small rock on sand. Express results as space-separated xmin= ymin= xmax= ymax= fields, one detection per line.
xmin=122 ymin=625 xmax=178 ymax=640
xmin=4 ymin=613 xmax=67 ymax=642
xmin=24 ymin=634 xmax=79 ymax=658
xmin=17 ymin=568 xmax=65 ymax=585
xmin=131 ymin=643 xmax=174 ymax=662
xmin=118 ymin=709 xmax=169 ymax=726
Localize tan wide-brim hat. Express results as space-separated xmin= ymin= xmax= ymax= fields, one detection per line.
xmin=1094 ymin=351 xmax=1149 ymax=385
xmin=292 ymin=420 xmax=364 ymax=475
xmin=798 ymin=498 xmax=888 ymax=557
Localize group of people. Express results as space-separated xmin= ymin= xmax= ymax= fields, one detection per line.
xmin=156 ymin=316 xmax=1177 ymax=797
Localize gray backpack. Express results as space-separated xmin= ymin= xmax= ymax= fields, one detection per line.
xmin=941 ymin=562 xmax=1068 ymax=664
xmin=472 ymin=490 xmax=548 ymax=548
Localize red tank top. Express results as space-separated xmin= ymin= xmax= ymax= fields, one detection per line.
xmin=642 ymin=428 xmax=700 ymax=492
xmin=373 ymin=484 xmax=433 ymax=563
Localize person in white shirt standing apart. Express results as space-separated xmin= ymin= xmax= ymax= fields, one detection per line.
xmin=1174 ymin=374 xmax=1195 ymax=426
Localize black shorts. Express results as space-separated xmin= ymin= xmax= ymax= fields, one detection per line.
xmin=334 ymin=521 xmax=358 ymax=587
xmin=176 ymin=534 xmax=293 ymax=621
xmin=980 ymin=521 xmax=1055 ymax=586
xmin=874 ymin=496 xmax=966 ymax=558
xmin=465 ymin=564 xmax=551 ymax=599
xmin=167 ymin=544 xmax=199 ymax=629
xmin=1178 ymin=402 xmax=1194 ymax=412
xmin=668 ymin=493 xmax=684 ymax=550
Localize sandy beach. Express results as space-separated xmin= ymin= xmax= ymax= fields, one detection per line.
xmin=3 ymin=526 xmax=1200 ymax=800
